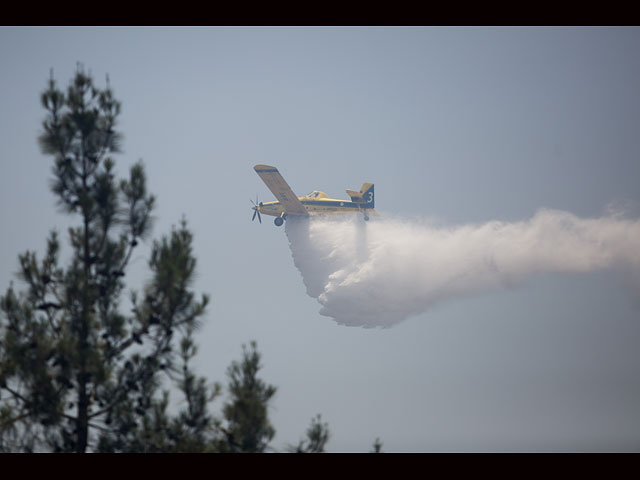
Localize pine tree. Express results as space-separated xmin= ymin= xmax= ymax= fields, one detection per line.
xmin=288 ymin=414 xmax=331 ymax=453
xmin=216 ymin=341 xmax=277 ymax=453
xmin=370 ymin=437 xmax=383 ymax=453
xmin=0 ymin=66 xmax=212 ymax=452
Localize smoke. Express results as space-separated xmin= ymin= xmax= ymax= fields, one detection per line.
xmin=284 ymin=209 xmax=640 ymax=327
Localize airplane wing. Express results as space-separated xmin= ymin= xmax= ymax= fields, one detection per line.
xmin=254 ymin=165 xmax=308 ymax=216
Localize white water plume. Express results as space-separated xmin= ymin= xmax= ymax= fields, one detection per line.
xmin=284 ymin=209 xmax=640 ymax=327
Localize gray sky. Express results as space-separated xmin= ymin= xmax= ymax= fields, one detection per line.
xmin=1 ymin=26 xmax=640 ymax=452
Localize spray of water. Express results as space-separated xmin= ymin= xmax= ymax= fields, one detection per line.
xmin=284 ymin=209 xmax=640 ymax=327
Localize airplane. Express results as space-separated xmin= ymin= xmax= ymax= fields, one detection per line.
xmin=252 ymin=164 xmax=376 ymax=226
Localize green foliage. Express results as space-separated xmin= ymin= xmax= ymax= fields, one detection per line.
xmin=370 ymin=437 xmax=383 ymax=453
xmin=95 ymin=325 xmax=220 ymax=453
xmin=217 ymin=342 xmax=277 ymax=453
xmin=0 ymin=66 xmax=210 ymax=452
xmin=288 ymin=414 xmax=330 ymax=453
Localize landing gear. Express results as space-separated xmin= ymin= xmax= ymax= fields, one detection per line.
xmin=364 ymin=215 xmax=370 ymax=221
xmin=274 ymin=217 xmax=284 ymax=227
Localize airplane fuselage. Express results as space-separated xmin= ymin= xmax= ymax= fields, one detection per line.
xmin=257 ymin=193 xmax=372 ymax=218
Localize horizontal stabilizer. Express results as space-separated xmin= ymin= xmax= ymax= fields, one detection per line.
xmin=347 ymin=183 xmax=374 ymax=208
xmin=346 ymin=189 xmax=363 ymax=201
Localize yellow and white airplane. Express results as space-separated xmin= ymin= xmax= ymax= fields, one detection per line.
xmin=252 ymin=164 xmax=376 ymax=226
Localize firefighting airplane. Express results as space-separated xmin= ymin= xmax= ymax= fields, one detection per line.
xmin=252 ymin=164 xmax=376 ymax=226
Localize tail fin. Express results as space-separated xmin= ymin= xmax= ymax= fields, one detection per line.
xmin=346 ymin=182 xmax=375 ymax=209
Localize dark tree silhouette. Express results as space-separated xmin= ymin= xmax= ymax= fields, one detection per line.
xmin=0 ymin=67 xmax=211 ymax=452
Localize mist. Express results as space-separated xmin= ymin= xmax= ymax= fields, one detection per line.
xmin=284 ymin=209 xmax=640 ymax=327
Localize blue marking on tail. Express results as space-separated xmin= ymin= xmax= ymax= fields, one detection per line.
xmin=362 ymin=183 xmax=374 ymax=209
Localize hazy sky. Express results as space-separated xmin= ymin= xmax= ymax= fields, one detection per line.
xmin=1 ymin=26 xmax=640 ymax=452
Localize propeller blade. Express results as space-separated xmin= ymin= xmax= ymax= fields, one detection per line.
xmin=251 ymin=196 xmax=262 ymax=223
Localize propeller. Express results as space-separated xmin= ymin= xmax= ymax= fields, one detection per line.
xmin=250 ymin=196 xmax=262 ymax=224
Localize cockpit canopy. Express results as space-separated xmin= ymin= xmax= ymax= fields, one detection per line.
xmin=304 ymin=190 xmax=329 ymax=199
